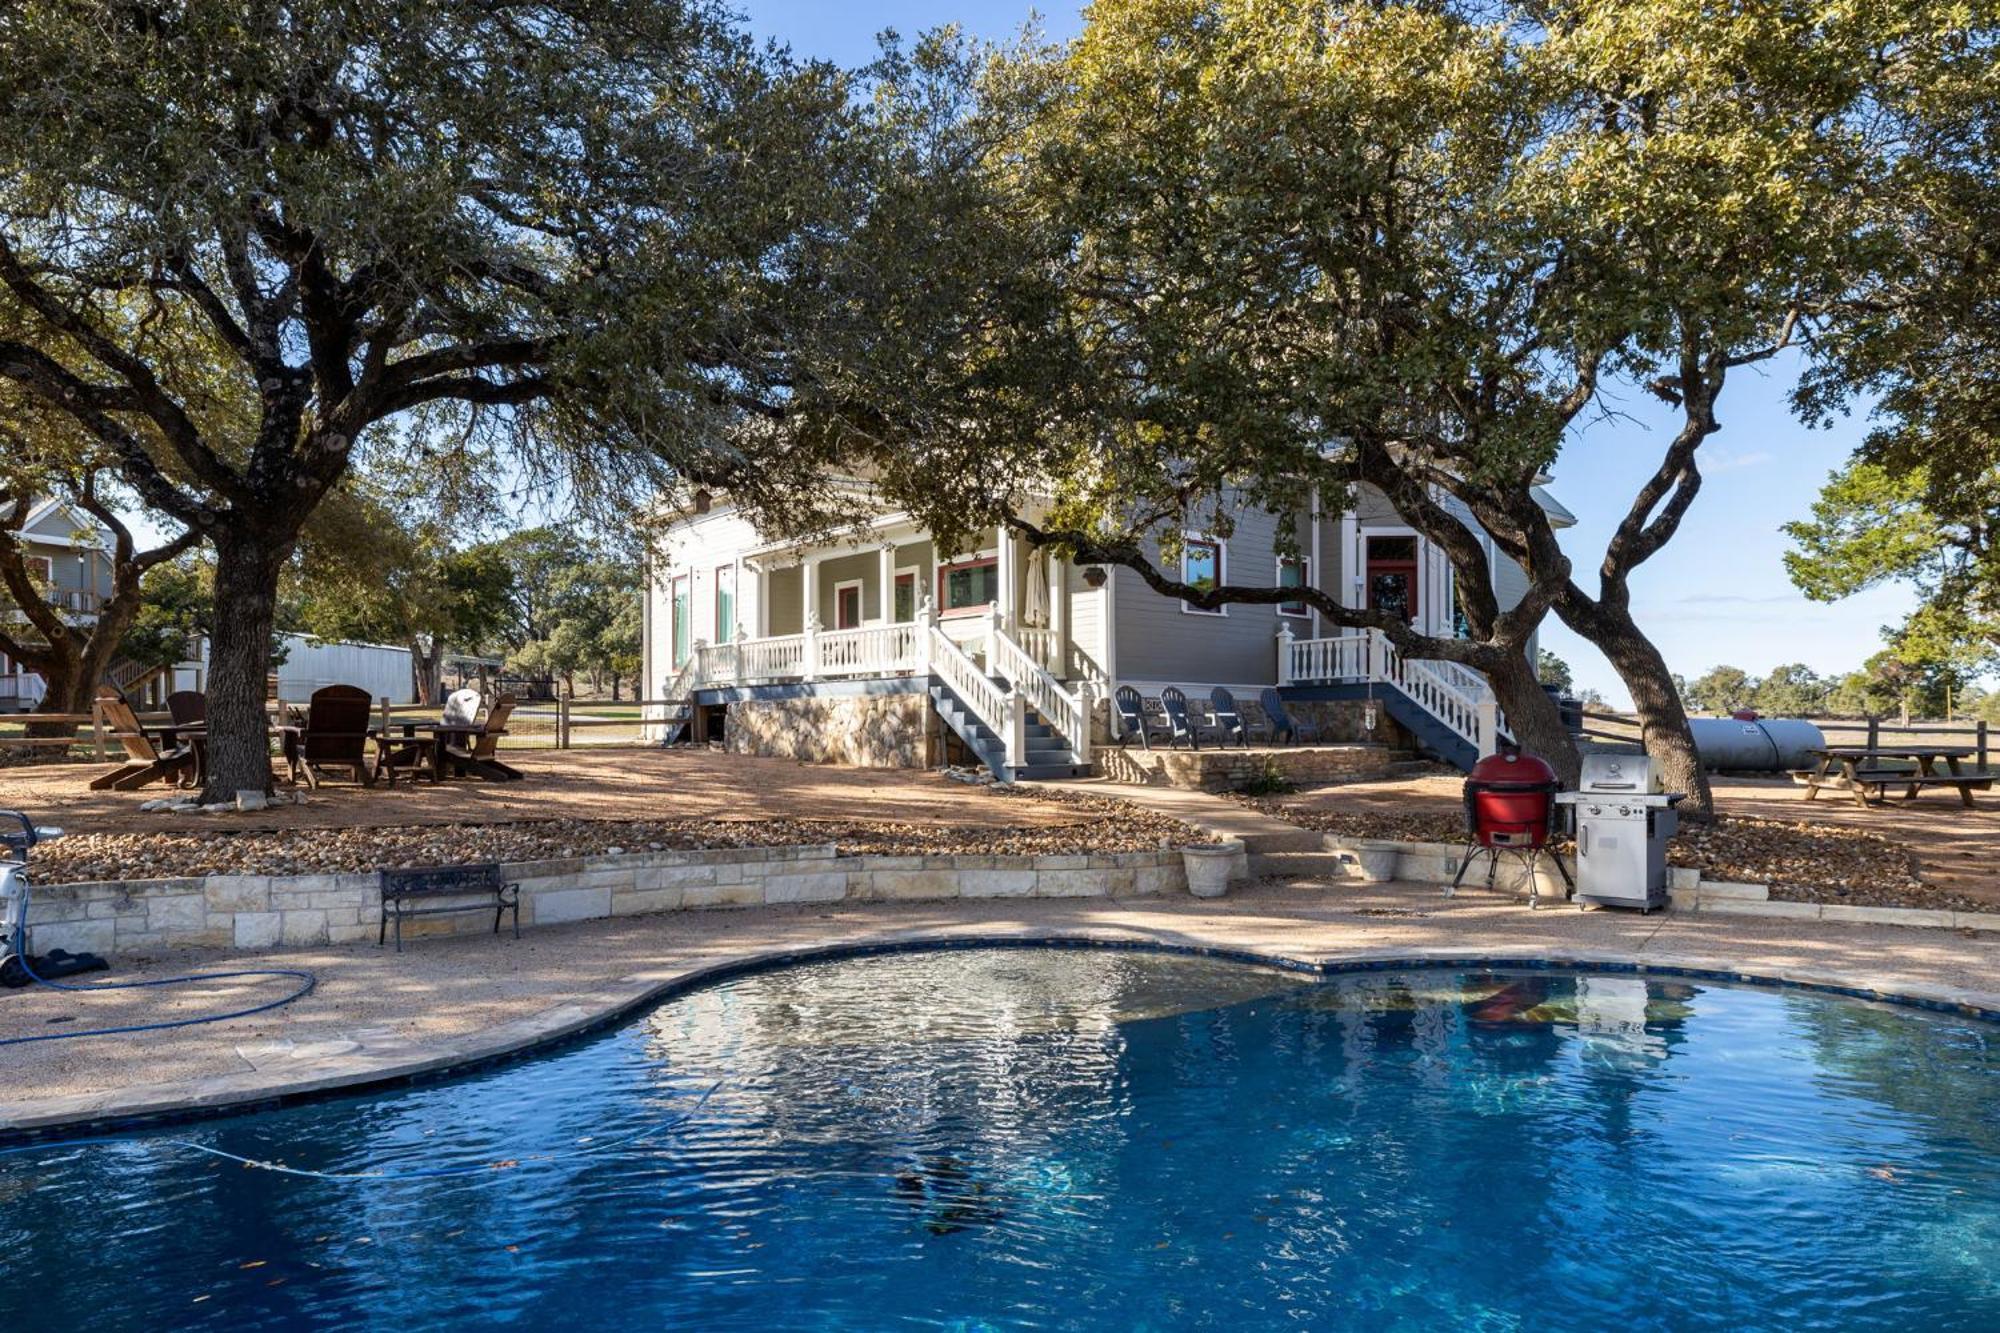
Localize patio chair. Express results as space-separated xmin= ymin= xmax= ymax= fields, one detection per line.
xmin=88 ymin=689 xmax=198 ymax=791
xmin=443 ymin=693 xmax=522 ymax=781
xmin=165 ymin=690 xmax=207 ymax=727
xmin=1259 ymin=688 xmax=1319 ymax=746
xmin=1159 ymin=687 xmax=1205 ymax=750
xmin=1112 ymin=685 xmax=1166 ymax=750
xmin=283 ymin=684 xmax=375 ymax=789
xmin=1209 ymin=687 xmax=1250 ymax=748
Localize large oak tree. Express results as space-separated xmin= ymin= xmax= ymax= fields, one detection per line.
xmin=0 ymin=0 xmax=878 ymax=797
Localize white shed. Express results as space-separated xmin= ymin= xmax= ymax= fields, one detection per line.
xmin=173 ymin=634 xmax=416 ymax=705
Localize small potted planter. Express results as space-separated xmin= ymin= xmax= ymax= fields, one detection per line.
xmin=1343 ymin=844 xmax=1402 ymax=884
xmin=1183 ymin=838 xmax=1244 ymax=899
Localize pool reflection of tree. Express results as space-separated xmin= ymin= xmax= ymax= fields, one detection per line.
xmin=1787 ymin=996 xmax=2000 ymax=1158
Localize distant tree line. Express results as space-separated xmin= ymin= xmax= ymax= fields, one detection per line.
xmin=1674 ymin=659 xmax=1999 ymax=722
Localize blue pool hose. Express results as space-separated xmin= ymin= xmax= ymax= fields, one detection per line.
xmin=2 ymin=811 xmax=317 ymax=1047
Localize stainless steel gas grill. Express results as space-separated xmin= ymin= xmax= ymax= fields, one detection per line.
xmin=1552 ymin=754 xmax=1685 ymax=912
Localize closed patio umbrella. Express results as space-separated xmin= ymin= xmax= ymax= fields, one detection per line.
xmin=1023 ymin=551 xmax=1049 ymax=629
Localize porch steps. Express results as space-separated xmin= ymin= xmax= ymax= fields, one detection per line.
xmin=927 ymin=681 xmax=1090 ymax=783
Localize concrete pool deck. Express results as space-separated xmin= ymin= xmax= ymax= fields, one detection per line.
xmin=4 ymin=877 xmax=1998 ymax=1137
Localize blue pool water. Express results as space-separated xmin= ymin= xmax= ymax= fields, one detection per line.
xmin=3 ymin=947 xmax=1998 ymax=1330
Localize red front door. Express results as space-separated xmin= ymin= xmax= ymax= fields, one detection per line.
xmin=1365 ymin=535 xmax=1419 ymax=624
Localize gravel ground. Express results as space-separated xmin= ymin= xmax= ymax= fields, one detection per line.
xmin=29 ymin=786 xmax=1214 ymax=884
xmin=1235 ymin=797 xmax=1959 ymax=911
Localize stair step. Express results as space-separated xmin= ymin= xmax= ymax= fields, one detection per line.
xmin=1249 ymin=850 xmax=1363 ymax=881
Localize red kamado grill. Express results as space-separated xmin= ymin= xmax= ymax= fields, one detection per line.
xmin=1450 ymin=746 xmax=1575 ymax=907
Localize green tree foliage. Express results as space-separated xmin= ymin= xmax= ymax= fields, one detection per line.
xmin=288 ymin=489 xmax=516 ymax=704
xmin=0 ymin=0 xmax=886 ymax=795
xmin=1784 ymin=460 xmax=1999 ymax=675
xmin=1536 ymin=651 xmax=1574 ymax=693
xmin=490 ymin=528 xmax=642 ymax=698
xmin=1753 ymin=664 xmax=1830 ymax=718
xmin=1683 ymin=667 xmax=1758 ymax=716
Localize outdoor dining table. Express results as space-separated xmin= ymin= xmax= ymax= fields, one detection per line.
xmin=1802 ymin=745 xmax=1994 ymax=810
xmin=370 ymin=719 xmax=514 ymax=782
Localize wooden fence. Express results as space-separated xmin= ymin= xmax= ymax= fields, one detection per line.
xmin=1574 ymin=709 xmax=1991 ymax=768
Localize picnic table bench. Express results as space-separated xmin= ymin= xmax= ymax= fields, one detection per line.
xmin=1798 ymin=746 xmax=1995 ymax=810
xmin=378 ymin=862 xmax=520 ymax=951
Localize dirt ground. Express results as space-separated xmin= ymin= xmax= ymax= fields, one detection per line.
xmin=1285 ymin=772 xmax=2000 ymax=908
xmin=0 ymin=747 xmax=1086 ymax=837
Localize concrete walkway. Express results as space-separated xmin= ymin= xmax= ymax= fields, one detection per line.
xmin=5 ymin=877 xmax=1996 ymax=1136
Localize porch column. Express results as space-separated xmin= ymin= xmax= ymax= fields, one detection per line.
xmin=753 ymin=561 xmax=769 ymax=638
xmin=1048 ymin=553 xmax=1068 ymax=674
xmin=1309 ymin=484 xmax=1324 ymax=639
xmin=877 ymin=542 xmax=896 ymax=625
xmin=801 ymin=555 xmax=820 ymax=680
xmin=996 ymin=525 xmax=1016 ymax=631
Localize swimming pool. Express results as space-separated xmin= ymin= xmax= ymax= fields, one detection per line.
xmin=4 ymin=946 xmax=1997 ymax=1330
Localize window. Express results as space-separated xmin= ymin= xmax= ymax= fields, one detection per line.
xmin=833 ymin=579 xmax=864 ymax=630
xmin=714 ymin=565 xmax=736 ymax=642
xmin=936 ymin=556 xmax=999 ymax=617
xmin=1277 ymin=555 xmax=1310 ymax=618
xmin=1181 ymin=538 xmax=1224 ymax=615
xmin=25 ymin=555 xmax=51 ymax=585
xmin=671 ymin=575 xmax=691 ymax=668
xmin=893 ymin=569 xmax=917 ymax=623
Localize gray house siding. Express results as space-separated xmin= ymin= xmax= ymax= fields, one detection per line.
xmin=1112 ymin=504 xmax=1299 ymax=687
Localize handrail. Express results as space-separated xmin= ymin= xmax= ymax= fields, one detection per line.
xmin=989 ymin=625 xmax=1090 ymax=762
xmin=929 ymin=625 xmax=1016 ymax=765
xmin=814 ymin=623 xmax=924 ymax=676
xmin=1280 ymin=628 xmax=1507 ymax=755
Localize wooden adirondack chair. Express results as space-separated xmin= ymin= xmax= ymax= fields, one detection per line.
xmin=89 ymin=689 xmax=198 ymax=791
xmin=1159 ymin=687 xmax=1205 ymax=750
xmin=1208 ymin=687 xmax=1250 ymax=748
xmin=1112 ymin=685 xmax=1165 ymax=750
xmin=283 ymin=684 xmax=375 ymax=788
xmin=1259 ymin=688 xmax=1319 ymax=746
xmin=443 ymin=693 xmax=522 ymax=781
xmin=165 ymin=691 xmax=207 ymax=727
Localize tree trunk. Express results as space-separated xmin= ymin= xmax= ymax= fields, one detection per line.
xmin=411 ymin=638 xmax=446 ymax=706
xmin=25 ymin=668 xmax=92 ymax=740
xmin=1484 ymin=645 xmax=1580 ymax=786
xmin=201 ymin=531 xmax=287 ymax=802
xmin=1558 ymin=596 xmax=1715 ymax=819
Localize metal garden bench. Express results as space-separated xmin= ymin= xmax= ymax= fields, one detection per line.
xmin=378 ymin=862 xmax=520 ymax=951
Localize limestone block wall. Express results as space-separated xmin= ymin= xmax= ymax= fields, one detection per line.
xmin=21 ymin=845 xmax=1190 ymax=957
xmin=725 ymin=694 xmax=939 ymax=769
xmin=1096 ymin=743 xmax=1395 ymax=792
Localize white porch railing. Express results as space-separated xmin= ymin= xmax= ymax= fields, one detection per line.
xmin=988 ymin=622 xmax=1091 ymax=763
xmin=929 ymin=623 xmax=1023 ymax=768
xmin=816 ymin=622 xmax=925 ymax=676
xmin=1276 ymin=625 xmax=1505 ymax=757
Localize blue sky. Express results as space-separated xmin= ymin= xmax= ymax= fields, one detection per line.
xmin=743 ymin=0 xmax=1917 ymax=708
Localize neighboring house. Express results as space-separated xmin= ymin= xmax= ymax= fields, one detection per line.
xmin=641 ymin=481 xmax=1574 ymax=777
xmin=0 ymin=498 xmax=115 ymax=713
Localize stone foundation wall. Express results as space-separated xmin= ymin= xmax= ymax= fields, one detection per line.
xmin=22 ymin=844 xmax=1189 ymax=957
xmin=1088 ymin=695 xmax=1415 ymax=752
xmin=1096 ymin=743 xmax=1396 ymax=792
xmin=724 ymin=694 xmax=939 ymax=769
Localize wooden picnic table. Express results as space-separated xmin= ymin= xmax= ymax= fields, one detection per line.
xmin=371 ymin=719 xmax=518 ymax=783
xmin=1802 ymin=745 xmax=1995 ymax=810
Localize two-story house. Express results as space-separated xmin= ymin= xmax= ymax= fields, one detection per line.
xmin=0 ymin=498 xmax=115 ymax=713
xmin=641 ymin=480 xmax=1574 ymax=779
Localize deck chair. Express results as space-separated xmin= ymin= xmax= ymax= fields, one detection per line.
xmin=1259 ymin=688 xmax=1318 ymax=746
xmin=443 ymin=693 xmax=522 ymax=781
xmin=165 ymin=690 xmax=207 ymax=727
xmin=283 ymin=684 xmax=375 ymax=788
xmin=1112 ymin=685 xmax=1164 ymax=750
xmin=1159 ymin=687 xmax=1205 ymax=750
xmin=1209 ymin=687 xmax=1250 ymax=748
xmin=88 ymin=689 xmax=198 ymax=791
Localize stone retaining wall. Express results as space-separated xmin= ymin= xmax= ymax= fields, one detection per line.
xmin=725 ymin=694 xmax=939 ymax=768
xmin=1097 ymin=743 xmax=1395 ymax=792
xmin=22 ymin=844 xmax=1189 ymax=957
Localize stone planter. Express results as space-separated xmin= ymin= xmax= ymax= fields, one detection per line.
xmin=1343 ymin=845 xmax=1402 ymax=884
xmin=1184 ymin=840 xmax=1243 ymax=899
